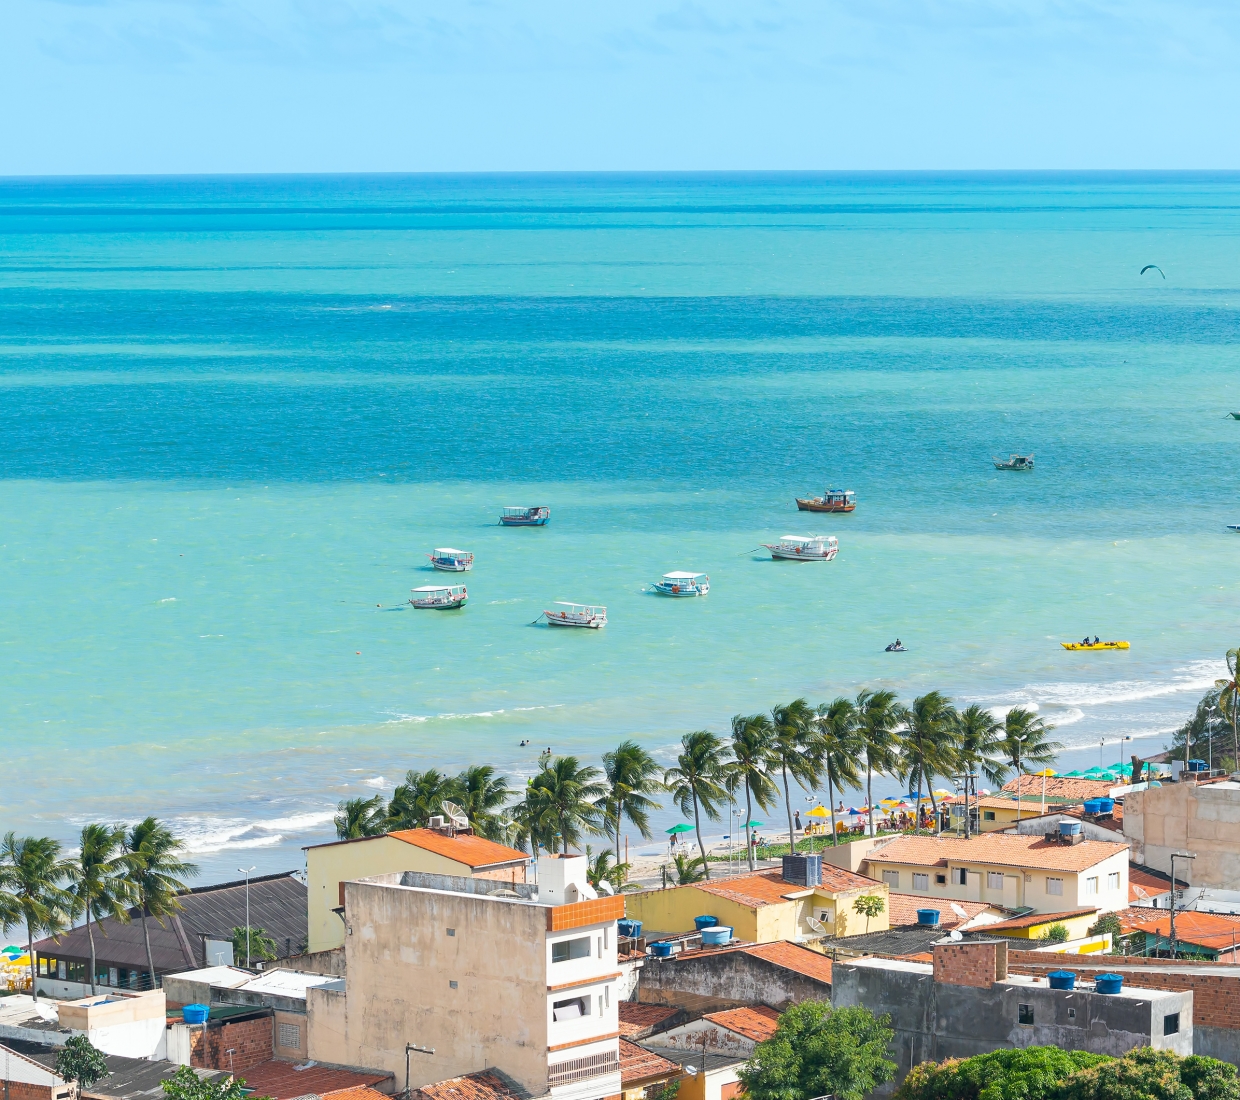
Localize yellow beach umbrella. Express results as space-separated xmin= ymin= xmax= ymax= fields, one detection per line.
xmin=1032 ymin=768 xmax=1057 ymax=777
xmin=805 ymin=805 xmax=829 ymax=818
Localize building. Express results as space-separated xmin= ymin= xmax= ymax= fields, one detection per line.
xmin=1001 ymin=806 xmax=1125 ymax=841
xmin=1002 ymin=776 xmax=1118 ymax=803
xmin=0 ymin=1042 xmax=75 ymax=1100
xmin=617 ymin=1041 xmax=682 ymax=1100
xmin=1124 ymin=779 xmax=1240 ymax=889
xmin=304 ymin=828 xmax=531 ymax=954
xmin=971 ymin=908 xmax=1101 ymax=944
xmin=1116 ymin=909 xmax=1240 ymax=962
xmin=306 ymin=854 xmax=624 ymax=1100
xmin=650 ymin=1049 xmax=744 ymax=1100
xmin=645 ymin=1005 xmax=779 ymax=1057
xmin=1128 ymin=863 xmax=1174 ymax=907
xmin=31 ymin=871 xmax=308 ymax=996
xmin=831 ymin=940 xmax=1193 ymax=1093
xmin=625 ymin=858 xmax=887 ymax=943
xmin=410 ymin=1068 xmax=532 ymax=1100
xmin=885 ymin=893 xmax=1004 ymax=930
xmin=862 ymin=834 xmax=1129 ymax=914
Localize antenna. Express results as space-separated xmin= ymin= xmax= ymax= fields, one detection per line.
xmin=806 ymin=916 xmax=827 ymax=935
xmin=949 ymin=929 xmax=963 ymax=941
xmin=441 ymin=801 xmax=470 ymax=831
xmin=950 ymin=903 xmax=968 ymax=920
xmin=597 ymin=880 xmax=615 ymax=896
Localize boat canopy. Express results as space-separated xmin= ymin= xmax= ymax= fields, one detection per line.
xmin=554 ymin=601 xmax=603 ymax=611
xmin=780 ymin=534 xmax=833 ymax=544
xmin=414 ymin=584 xmax=466 ymax=593
xmin=433 ymin=548 xmax=468 ymax=556
xmin=503 ymin=505 xmax=546 ymax=514
xmin=663 ymin=571 xmax=707 ymax=580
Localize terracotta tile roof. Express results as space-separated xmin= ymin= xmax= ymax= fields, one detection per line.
xmin=868 ymin=833 xmax=1128 ymax=873
xmin=887 ymin=893 xmax=994 ymax=929
xmin=618 ymin=1002 xmax=681 ymax=1038
xmin=323 ymin=1089 xmax=391 ymax=1100
xmin=980 ymin=908 xmax=1098 ymax=932
xmin=619 ymin=1039 xmax=682 ymax=1087
xmin=1129 ymin=865 xmax=1172 ymax=903
xmin=388 ymin=829 xmax=529 ymax=868
xmin=238 ymin=1062 xmax=392 ymax=1100
xmin=973 ymin=796 xmax=1053 ymax=811
xmin=742 ymin=941 xmax=833 ymax=985
xmin=703 ymin=1005 xmax=781 ymax=1043
xmin=1118 ymin=908 xmax=1240 ymax=952
xmin=413 ymin=1071 xmax=526 ymax=1100
xmin=695 ymin=868 xmax=877 ymax=909
xmin=1002 ymin=776 xmax=1116 ymax=801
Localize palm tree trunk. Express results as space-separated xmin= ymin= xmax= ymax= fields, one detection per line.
xmin=87 ymin=910 xmax=97 ymax=995
xmin=141 ymin=905 xmax=157 ymax=991
xmin=828 ymin=770 xmax=837 ymax=847
xmin=781 ymin=763 xmax=795 ymax=855
xmin=614 ymin=795 xmax=624 ymax=866
xmin=915 ymin=765 xmax=925 ymax=831
xmin=1232 ymin=693 xmax=1238 ymax=772
xmin=866 ymin=763 xmax=874 ymax=838
xmin=744 ymin=782 xmax=755 ymax=873
xmin=27 ymin=918 xmax=37 ymax=1003
xmin=691 ymin=792 xmax=710 ymax=881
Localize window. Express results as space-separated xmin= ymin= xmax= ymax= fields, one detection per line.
xmin=882 ymin=870 xmax=900 ymax=888
xmin=1164 ymin=1013 xmax=1180 ymax=1036
xmin=1108 ymin=872 xmax=1121 ymax=891
xmin=1068 ymin=1008 xmax=1076 ymax=1020
xmin=984 ymin=810 xmax=996 ymax=821
xmin=553 ymin=997 xmax=587 ymax=1022
xmin=1046 ymin=877 xmax=1063 ymax=896
xmin=449 ymin=980 xmax=458 ymax=989
xmin=447 ymin=928 xmax=456 ymax=937
xmin=552 ymin=936 xmax=591 ymax=963
xmin=912 ymin=873 xmax=929 ymax=891
xmin=1018 ymin=1004 xmax=1034 ymax=1025
xmin=935 ymin=874 xmax=946 ymax=885
xmin=598 ymin=995 xmax=604 ymax=1016
xmin=1083 ymin=876 xmax=1098 ymax=897
xmin=955 ymin=868 xmax=968 ymax=886
xmin=278 ymin=1022 xmax=301 ymax=1049
xmin=987 ymin=872 xmax=1005 ymax=890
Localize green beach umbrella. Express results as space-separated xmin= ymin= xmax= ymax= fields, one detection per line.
xmin=744 ymin=820 xmax=764 ymax=828
xmin=666 ymin=823 xmax=694 ymax=835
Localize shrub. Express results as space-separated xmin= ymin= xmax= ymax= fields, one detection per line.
xmin=56 ymin=1035 xmax=108 ymax=1089
xmin=1058 ymin=1049 xmax=1240 ymax=1100
xmin=894 ymin=1046 xmax=1107 ymax=1100
xmin=1040 ymin=922 xmax=1070 ymax=944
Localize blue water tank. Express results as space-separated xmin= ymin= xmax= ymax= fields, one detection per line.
xmin=1095 ymin=974 xmax=1124 ymax=995
xmin=1188 ymin=759 xmax=1208 ymax=773
xmin=1048 ymin=970 xmax=1076 ymax=990
xmin=617 ymin=919 xmax=642 ymax=939
xmin=1083 ymin=799 xmax=1103 ymax=815
xmin=700 ymin=927 xmax=732 ymax=946
xmin=694 ymin=915 xmax=719 ymax=931
xmin=1097 ymin=798 xmax=1115 ymax=814
xmin=1060 ymin=821 xmax=1082 ymax=836
xmin=649 ymin=942 xmax=673 ymax=958
xmin=182 ymin=1004 xmax=210 ymax=1025
xmin=916 ymin=909 xmax=941 ymax=926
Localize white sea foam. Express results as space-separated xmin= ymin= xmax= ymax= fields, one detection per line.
xmin=253 ymin=811 xmax=335 ymax=833
xmin=361 ymin=775 xmax=387 ymax=788
xmin=1020 ymin=659 xmax=1223 ymax=710
xmin=161 ymin=808 xmax=335 ymax=855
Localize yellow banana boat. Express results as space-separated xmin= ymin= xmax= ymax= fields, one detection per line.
xmin=1062 ymin=640 xmax=1130 ymax=651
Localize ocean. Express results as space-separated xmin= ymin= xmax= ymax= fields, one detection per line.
xmin=1 ymin=172 xmax=1238 ymax=882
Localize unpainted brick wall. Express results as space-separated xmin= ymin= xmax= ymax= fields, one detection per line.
xmin=189 ymin=1014 xmax=274 ymax=1072
xmin=2 ymin=1082 xmax=55 ymax=1100
xmin=932 ymin=941 xmax=1008 ymax=988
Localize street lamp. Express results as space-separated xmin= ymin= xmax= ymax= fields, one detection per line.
xmin=1169 ymin=853 xmax=1195 ymax=959
xmin=1119 ymin=736 xmax=1132 ymax=777
xmin=1013 ymin=736 xmax=1027 ymax=824
xmin=237 ymin=866 xmax=256 ymax=967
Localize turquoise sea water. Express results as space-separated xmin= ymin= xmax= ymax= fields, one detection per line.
xmin=2 ymin=173 xmax=1239 ymax=881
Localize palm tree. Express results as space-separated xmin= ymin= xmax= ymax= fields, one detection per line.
xmin=770 ymin=700 xmax=821 ymax=850
xmin=583 ymin=846 xmax=630 ymax=892
xmin=0 ymin=834 xmax=76 ymax=1001
xmin=386 ymin=769 xmax=456 ymax=830
xmin=510 ymin=782 xmax=554 ymax=855
xmin=816 ymin=698 xmax=863 ymax=845
xmin=664 ymin=730 xmax=730 ymax=879
xmin=452 ymin=765 xmax=512 ymax=839
xmin=334 ymin=795 xmax=387 ymax=840
xmin=528 ymin=757 xmax=606 ymax=854
xmin=855 ymin=689 xmax=902 ymax=838
xmin=899 ymin=692 xmax=960 ymax=829
xmin=68 ymin=824 xmax=131 ymax=995
xmin=728 ymin=713 xmax=778 ymax=872
xmin=953 ymin=704 xmax=1008 ymax=835
xmin=673 ymin=853 xmax=707 ymax=884
xmin=1215 ymin=647 xmax=1240 ymax=770
xmin=600 ymin=741 xmax=664 ymax=867
xmin=124 ymin=818 xmax=197 ymax=991
xmin=1001 ymin=708 xmax=1062 ymax=823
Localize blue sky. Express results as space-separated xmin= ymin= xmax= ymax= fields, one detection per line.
xmin=4 ymin=0 xmax=1239 ymax=173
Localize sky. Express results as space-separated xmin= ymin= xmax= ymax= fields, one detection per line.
xmin=3 ymin=1 xmax=1240 ymax=174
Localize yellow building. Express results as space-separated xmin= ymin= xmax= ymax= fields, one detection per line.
xmin=625 ymin=864 xmax=888 ymax=943
xmin=960 ymin=796 xmax=1064 ymax=832
xmin=975 ymin=907 xmax=1100 ymax=941
xmin=304 ymin=828 xmax=530 ymax=953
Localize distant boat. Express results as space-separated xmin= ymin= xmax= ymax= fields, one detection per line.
xmin=411 ymin=584 xmax=468 ymax=610
xmin=500 ymin=506 xmax=550 ymax=527
xmin=1062 ymin=640 xmax=1129 ymax=651
xmin=1229 ymin=526 xmax=1240 ymax=532
xmin=1229 ymin=413 xmax=1240 ymax=420
xmin=994 ymin=453 xmax=1034 ymax=471
xmin=762 ymin=535 xmax=839 ymax=561
xmin=427 ymin=548 xmax=474 ymax=572
xmin=796 ymin=489 xmax=855 ymax=513
xmin=650 ymin=571 xmax=709 ymax=597
xmin=544 ymin=602 xmax=607 ymax=628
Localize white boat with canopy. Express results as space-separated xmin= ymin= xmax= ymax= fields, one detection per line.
xmin=650 ymin=571 xmax=709 ymax=597
xmin=762 ymin=534 xmax=839 ymax=561
xmin=427 ymin=548 xmax=474 ymax=572
xmin=410 ymin=584 xmax=468 ymax=609
xmin=543 ymin=601 xmax=607 ymax=628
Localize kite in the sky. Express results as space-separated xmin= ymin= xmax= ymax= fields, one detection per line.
xmin=1140 ymin=265 xmax=1165 ymax=279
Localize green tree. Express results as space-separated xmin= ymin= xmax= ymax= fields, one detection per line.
xmin=333 ymin=795 xmax=387 ymax=840
xmin=1002 ymin=709 xmax=1062 ymax=822
xmin=1215 ymin=648 xmax=1240 ymax=772
xmin=510 ymin=782 xmax=554 ymax=855
xmin=673 ymin=852 xmax=707 ymax=884
xmin=1088 ymin=912 xmax=1123 ymax=952
xmin=600 ymin=740 xmax=664 ymax=865
xmin=451 ymin=764 xmax=513 ymax=840
xmin=231 ymin=925 xmax=278 ymax=963
xmin=1039 ymin=922 xmax=1070 ymax=944
xmin=1180 ymin=1055 xmax=1240 ymax=1100
xmin=853 ymin=893 xmax=885 ymax=933
xmin=0 ymin=833 xmax=76 ymax=1001
xmin=124 ymin=817 xmax=198 ymax=992
xmin=528 ymin=756 xmax=606 ymax=854
xmin=386 ymin=769 xmax=456 ymax=830
xmin=817 ymin=698 xmax=863 ymax=846
xmin=162 ymin=1064 xmax=256 ymax=1100
xmin=584 ymin=846 xmax=630 ymax=891
xmin=1057 ymin=1048 xmax=1240 ymax=1100
xmin=738 ymin=1001 xmax=896 ymax=1100
xmin=955 ymin=704 xmax=1010 ymax=788
xmin=728 ymin=713 xmax=778 ymax=872
xmin=68 ymin=823 xmax=132 ymax=995
xmin=856 ymin=689 xmax=903 ymax=838
xmin=900 ymin=692 xmax=960 ymax=827
xmin=770 ymin=699 xmax=821 ymax=851
xmin=664 ymin=730 xmax=730 ymax=879
xmin=56 ymin=1035 xmax=109 ymax=1089
xmin=894 ymin=1047 xmax=1109 ymax=1100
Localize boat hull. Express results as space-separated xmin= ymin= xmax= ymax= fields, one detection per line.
xmin=652 ymin=584 xmax=708 ymax=597
xmin=544 ymin=611 xmax=605 ymax=628
xmin=411 ymin=597 xmax=468 ymax=610
xmin=429 ymin=560 xmax=473 ymax=572
xmin=1061 ymin=641 xmax=1129 ymax=651
xmin=764 ymin=545 xmax=838 ymax=561
xmin=500 ymin=516 xmax=549 ymax=526
xmin=994 ymin=464 xmax=1034 ymax=471
xmin=796 ymin=498 xmax=855 ymax=512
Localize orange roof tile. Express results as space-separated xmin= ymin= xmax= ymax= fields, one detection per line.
xmin=1002 ymin=776 xmax=1116 ymax=800
xmin=413 ymin=1071 xmax=524 ymax=1100
xmin=742 ymin=941 xmax=833 ymax=984
xmin=1129 ymin=865 xmax=1172 ymax=903
xmin=238 ymin=1062 xmax=391 ymax=1100
xmin=695 ymin=868 xmax=877 ymax=909
xmin=868 ymin=833 xmax=1128 ymax=873
xmin=1118 ymin=909 xmax=1240 ymax=952
xmin=703 ymin=1005 xmax=781 ymax=1043
xmin=388 ymin=829 xmax=529 ymax=868
xmin=619 ymin=1039 xmax=682 ymax=1087
xmin=618 ymin=1003 xmax=681 ymax=1038
xmin=323 ymin=1089 xmax=391 ymax=1100
xmin=980 ymin=908 xmax=1098 ymax=932
xmin=887 ymin=893 xmax=994 ymax=929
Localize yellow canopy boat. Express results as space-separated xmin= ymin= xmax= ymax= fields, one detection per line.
xmin=1062 ymin=640 xmax=1130 ymax=651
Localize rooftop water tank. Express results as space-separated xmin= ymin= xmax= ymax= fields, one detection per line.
xmin=182 ymin=1004 xmax=210 ymax=1025
xmin=916 ymin=909 xmax=941 ymax=927
xmin=694 ymin=915 xmax=719 ymax=931
xmin=649 ymin=942 xmax=673 ymax=958
xmin=1097 ymin=798 xmax=1115 ymax=814
xmin=617 ymin=919 xmax=642 ymax=939
xmin=782 ymin=854 xmax=822 ymax=887
xmin=1187 ymin=759 xmax=1209 ymax=773
xmin=1060 ymin=821 xmax=1082 ymax=836
xmin=1083 ymin=799 xmax=1103 ymax=815
xmin=1048 ymin=970 xmax=1076 ymax=990
xmin=1095 ymin=974 xmax=1124 ymax=995
xmin=700 ymin=926 xmax=732 ymax=946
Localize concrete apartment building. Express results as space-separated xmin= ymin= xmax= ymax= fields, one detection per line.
xmin=1124 ymin=779 xmax=1240 ymax=888
xmin=863 ymin=834 xmax=1129 ymax=915
xmin=304 ymin=829 xmax=531 ymax=954
xmin=307 ymin=854 xmax=625 ymax=1100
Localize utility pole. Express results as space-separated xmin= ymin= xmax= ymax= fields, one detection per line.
xmin=1169 ymin=852 xmax=1195 ymax=960
xmin=238 ymin=865 xmax=256 ymax=967
xmin=405 ymin=1043 xmax=435 ymax=1098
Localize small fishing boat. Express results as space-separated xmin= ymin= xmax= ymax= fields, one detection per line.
xmin=1228 ymin=525 xmax=1240 ymax=532
xmin=1229 ymin=413 xmax=1240 ymax=420
xmin=543 ymin=602 xmax=607 ymax=628
xmin=410 ymin=584 xmax=468 ymax=610
xmin=500 ymin=506 xmax=550 ymax=527
xmin=994 ymin=453 xmax=1035 ymax=471
xmin=796 ymin=488 xmax=856 ymax=513
xmin=427 ymin=548 xmax=474 ymax=572
xmin=1061 ymin=640 xmax=1129 ymax=651
xmin=650 ymin=571 xmax=709 ymax=597
xmin=762 ymin=534 xmax=839 ymax=561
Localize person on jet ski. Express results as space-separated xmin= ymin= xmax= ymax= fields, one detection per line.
xmin=1093 ymin=636 xmax=1100 ymax=645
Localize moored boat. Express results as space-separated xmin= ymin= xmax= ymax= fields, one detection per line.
xmin=543 ymin=601 xmax=607 ymax=628
xmin=410 ymin=584 xmax=468 ymax=609
xmin=650 ymin=571 xmax=709 ymax=597
xmin=796 ymin=488 xmax=856 ymax=513
xmin=427 ymin=548 xmax=474 ymax=572
xmin=762 ymin=535 xmax=838 ymax=561
xmin=1228 ymin=525 xmax=1240 ymax=532
xmin=1061 ymin=640 xmax=1129 ymax=651
xmin=500 ymin=506 xmax=550 ymax=526
xmin=994 ymin=453 xmax=1034 ymax=471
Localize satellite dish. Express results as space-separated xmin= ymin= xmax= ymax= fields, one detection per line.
xmin=441 ymin=801 xmax=470 ymax=830
xmin=950 ymin=903 xmax=968 ymax=920
xmin=949 ymin=929 xmax=963 ymax=942
xmin=806 ymin=916 xmax=827 ymax=935
xmin=597 ymin=880 xmax=615 ymax=896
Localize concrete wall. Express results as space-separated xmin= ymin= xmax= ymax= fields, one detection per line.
xmin=1125 ymin=782 xmax=1240 ymax=889
xmin=637 ymin=950 xmax=829 ymax=1014
xmin=275 ymin=947 xmax=346 ymax=976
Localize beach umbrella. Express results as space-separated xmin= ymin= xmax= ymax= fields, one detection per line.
xmin=744 ymin=820 xmax=764 ymax=829
xmin=933 ymin=789 xmax=954 ymax=800
xmin=666 ymin=823 xmax=694 ymax=835
xmin=1031 ymin=769 xmax=1057 ymax=777
xmin=806 ymin=806 xmax=829 ymax=819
